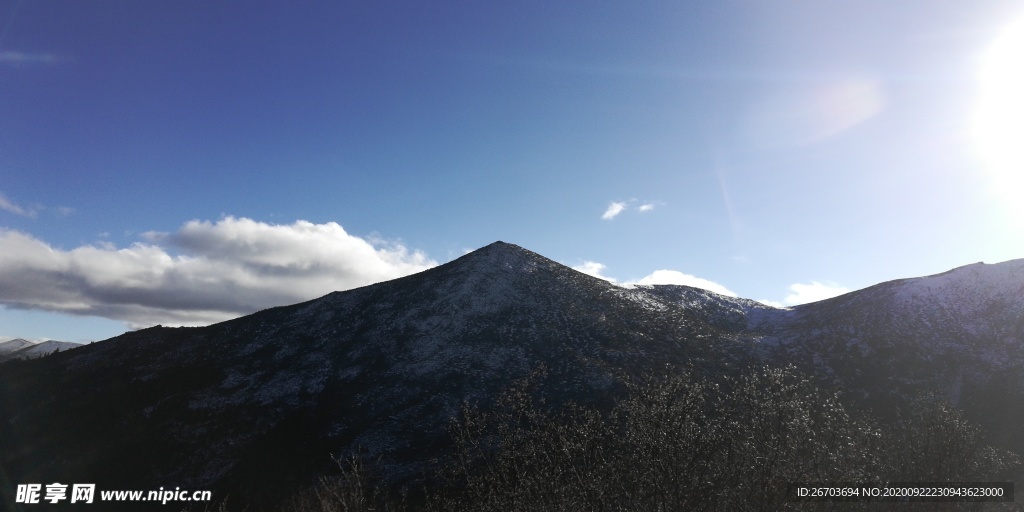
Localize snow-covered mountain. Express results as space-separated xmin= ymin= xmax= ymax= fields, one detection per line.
xmin=9 ymin=340 xmax=82 ymax=359
xmin=0 ymin=338 xmax=36 ymax=356
xmin=0 ymin=338 xmax=82 ymax=361
xmin=0 ymin=242 xmax=1021 ymax=510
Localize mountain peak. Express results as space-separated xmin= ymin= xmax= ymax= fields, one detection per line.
xmin=482 ymin=240 xmax=515 ymax=248
xmin=448 ymin=241 xmax=552 ymax=272
xmin=476 ymin=240 xmax=530 ymax=255
xmin=0 ymin=338 xmax=37 ymax=356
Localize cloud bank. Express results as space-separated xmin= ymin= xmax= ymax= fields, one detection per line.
xmin=627 ymin=270 xmax=737 ymax=297
xmin=0 ymin=217 xmax=436 ymax=328
xmin=574 ymin=259 xmax=847 ymax=307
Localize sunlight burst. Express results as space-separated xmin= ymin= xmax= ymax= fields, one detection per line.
xmin=973 ymin=18 xmax=1024 ymax=203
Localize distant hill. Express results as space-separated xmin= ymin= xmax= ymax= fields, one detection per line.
xmin=9 ymin=340 xmax=82 ymax=359
xmin=0 ymin=338 xmax=36 ymax=356
xmin=0 ymin=338 xmax=82 ymax=362
xmin=0 ymin=242 xmax=1021 ymax=510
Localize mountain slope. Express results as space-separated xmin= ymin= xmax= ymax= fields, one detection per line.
xmin=0 ymin=243 xmax=1021 ymax=510
xmin=0 ymin=242 xmax=762 ymax=509
xmin=5 ymin=340 xmax=82 ymax=360
xmin=757 ymin=259 xmax=1024 ymax=449
xmin=0 ymin=338 xmax=36 ymax=356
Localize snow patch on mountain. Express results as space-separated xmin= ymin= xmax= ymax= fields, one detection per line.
xmin=895 ymin=259 xmax=1024 ymax=339
xmin=0 ymin=339 xmax=82 ymax=360
xmin=0 ymin=338 xmax=36 ymax=355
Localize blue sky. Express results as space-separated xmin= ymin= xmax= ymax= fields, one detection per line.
xmin=2 ymin=0 xmax=1023 ymax=343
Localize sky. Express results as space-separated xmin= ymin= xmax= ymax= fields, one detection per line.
xmin=2 ymin=0 xmax=1023 ymax=343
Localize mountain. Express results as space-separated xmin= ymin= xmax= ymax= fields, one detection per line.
xmin=0 ymin=242 xmax=760 ymax=508
xmin=0 ymin=339 xmax=82 ymax=363
xmin=757 ymin=259 xmax=1024 ymax=447
xmin=0 ymin=338 xmax=36 ymax=357
xmin=0 ymin=340 xmax=82 ymax=362
xmin=0 ymin=242 xmax=1021 ymax=510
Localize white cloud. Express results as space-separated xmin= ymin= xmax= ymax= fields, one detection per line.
xmin=601 ymin=200 xmax=660 ymax=220
xmin=571 ymin=261 xmax=616 ymax=282
xmin=0 ymin=51 xmax=59 ymax=64
xmin=0 ymin=193 xmax=37 ymax=217
xmin=771 ymin=281 xmax=850 ymax=306
xmin=570 ymin=259 xmax=736 ymax=297
xmin=601 ymin=201 xmax=627 ymax=220
xmin=0 ymin=192 xmax=73 ymax=218
xmin=626 ymin=270 xmax=737 ymax=297
xmin=0 ymin=217 xmax=437 ymax=328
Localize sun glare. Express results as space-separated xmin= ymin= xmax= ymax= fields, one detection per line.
xmin=973 ymin=18 xmax=1024 ymax=204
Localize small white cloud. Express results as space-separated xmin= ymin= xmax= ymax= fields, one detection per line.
xmin=779 ymin=281 xmax=850 ymax=306
xmin=601 ymin=199 xmax=660 ymax=220
xmin=601 ymin=201 xmax=627 ymax=220
xmin=626 ymin=270 xmax=737 ymax=297
xmin=756 ymin=299 xmax=786 ymax=308
xmin=572 ymin=261 xmax=617 ymax=282
xmin=0 ymin=51 xmax=60 ymax=65
xmin=0 ymin=193 xmax=37 ymax=218
xmin=0 ymin=193 xmax=75 ymax=218
xmin=140 ymin=231 xmax=169 ymax=243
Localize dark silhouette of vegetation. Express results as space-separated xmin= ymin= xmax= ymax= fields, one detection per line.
xmin=282 ymin=455 xmax=409 ymax=512
xmin=285 ymin=365 xmax=1019 ymax=511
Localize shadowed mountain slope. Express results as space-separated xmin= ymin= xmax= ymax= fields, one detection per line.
xmin=0 ymin=243 xmax=760 ymax=509
xmin=759 ymin=259 xmax=1024 ymax=448
xmin=1 ymin=243 xmax=1022 ymax=510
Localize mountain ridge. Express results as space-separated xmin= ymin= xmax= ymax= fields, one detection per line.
xmin=1 ymin=242 xmax=1022 ymax=510
xmin=0 ymin=338 xmax=36 ymax=356
xmin=0 ymin=338 xmax=82 ymax=362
